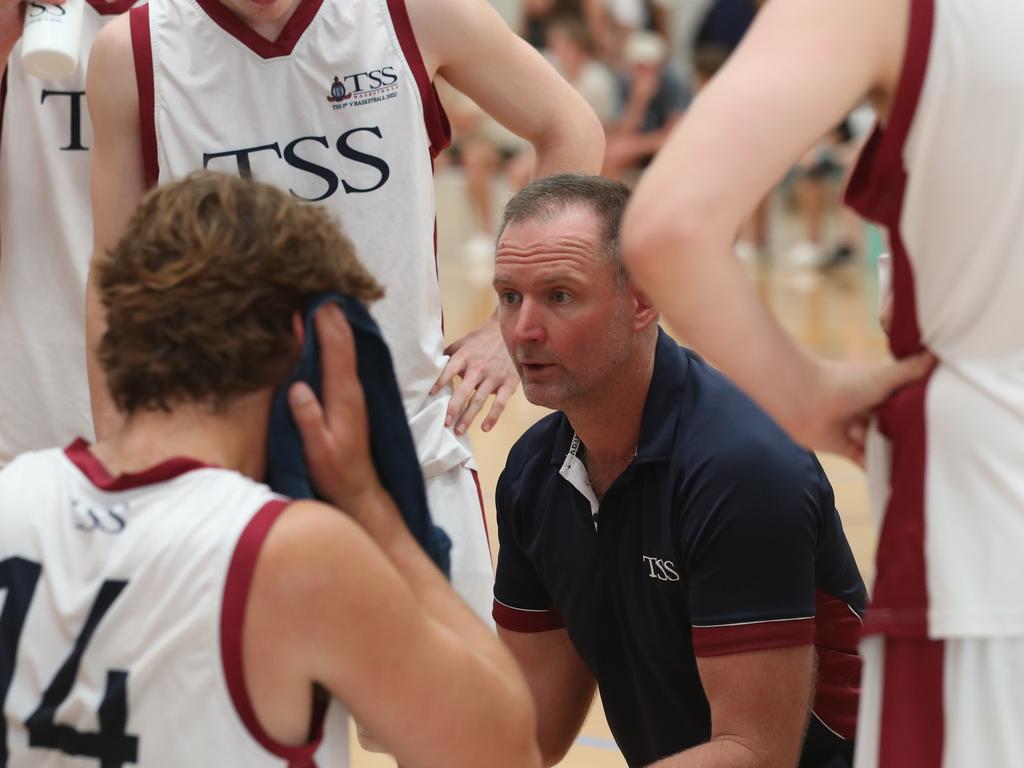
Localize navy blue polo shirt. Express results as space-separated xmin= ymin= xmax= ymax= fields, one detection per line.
xmin=493 ymin=329 xmax=867 ymax=768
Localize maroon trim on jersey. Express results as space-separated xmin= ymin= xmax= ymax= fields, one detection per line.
xmin=385 ymin=0 xmax=452 ymax=158
xmin=877 ymin=637 xmax=945 ymax=767
xmin=811 ymin=591 xmax=863 ymax=741
xmin=469 ymin=469 xmax=493 ymax=564
xmin=194 ymin=0 xmax=324 ymax=59
xmin=845 ymin=0 xmax=933 ymax=359
xmin=864 ymin=369 xmax=933 ymax=638
xmin=691 ymin=617 xmax=815 ymax=658
xmin=844 ymin=0 xmax=935 ymax=638
xmin=221 ymin=500 xmax=327 ymax=763
xmin=64 ymin=438 xmax=212 ymax=490
xmin=493 ymin=599 xmax=565 ymax=633
xmin=0 ymin=71 xmax=7 ymax=152
xmin=129 ymin=5 xmax=158 ymax=189
xmin=87 ymin=0 xmax=136 ymax=15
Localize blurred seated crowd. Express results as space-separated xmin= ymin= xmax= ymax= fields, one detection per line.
xmin=437 ymin=0 xmax=874 ymax=275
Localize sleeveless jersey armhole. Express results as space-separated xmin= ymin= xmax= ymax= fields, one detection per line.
xmin=384 ymin=0 xmax=451 ymax=158
xmin=220 ymin=499 xmax=328 ymax=763
xmin=129 ymin=4 xmax=159 ymax=189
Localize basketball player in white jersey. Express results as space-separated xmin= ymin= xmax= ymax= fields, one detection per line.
xmin=0 ymin=172 xmax=541 ymax=768
xmin=83 ymin=0 xmax=604 ymax=630
xmin=620 ymin=0 xmax=1024 ymax=765
xmin=0 ymin=0 xmax=127 ymax=467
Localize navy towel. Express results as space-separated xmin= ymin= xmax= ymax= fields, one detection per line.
xmin=266 ymin=293 xmax=451 ymax=576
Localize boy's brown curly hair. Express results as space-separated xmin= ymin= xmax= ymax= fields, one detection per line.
xmin=98 ymin=172 xmax=383 ymax=415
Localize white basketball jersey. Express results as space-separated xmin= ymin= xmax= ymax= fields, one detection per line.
xmin=847 ymin=0 xmax=1024 ymax=639
xmin=134 ymin=0 xmax=472 ymax=479
xmin=0 ymin=0 xmax=133 ymax=467
xmin=0 ymin=441 xmax=349 ymax=766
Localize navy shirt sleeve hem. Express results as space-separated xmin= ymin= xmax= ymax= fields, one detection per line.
xmin=691 ymin=617 xmax=815 ymax=657
xmin=492 ymin=598 xmax=566 ymax=633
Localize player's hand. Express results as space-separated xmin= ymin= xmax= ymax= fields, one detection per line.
xmin=798 ymin=354 xmax=935 ymax=465
xmin=289 ymin=303 xmax=383 ymax=513
xmin=431 ymin=312 xmax=520 ymax=435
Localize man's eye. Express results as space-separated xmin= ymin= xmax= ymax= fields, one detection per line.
xmin=552 ymin=291 xmax=573 ymax=304
xmin=500 ymin=292 xmax=521 ymax=305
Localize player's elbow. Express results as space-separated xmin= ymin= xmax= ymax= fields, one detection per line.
xmin=534 ymin=96 xmax=606 ymax=175
xmin=489 ymin=679 xmax=543 ymax=768
xmin=537 ymin=726 xmax=576 ymax=767
xmin=621 ymin=188 xmax=707 ymax=287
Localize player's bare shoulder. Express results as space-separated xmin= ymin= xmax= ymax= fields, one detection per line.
xmin=87 ymin=12 xmax=138 ymax=119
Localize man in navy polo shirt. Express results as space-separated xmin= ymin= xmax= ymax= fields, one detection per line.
xmin=491 ymin=174 xmax=866 ymax=768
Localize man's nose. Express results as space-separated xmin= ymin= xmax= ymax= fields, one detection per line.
xmin=513 ymin=298 xmax=546 ymax=346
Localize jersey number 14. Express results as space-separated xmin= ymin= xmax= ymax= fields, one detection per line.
xmin=0 ymin=556 xmax=140 ymax=766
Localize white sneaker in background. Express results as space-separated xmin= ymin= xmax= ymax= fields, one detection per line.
xmin=785 ymin=239 xmax=822 ymax=269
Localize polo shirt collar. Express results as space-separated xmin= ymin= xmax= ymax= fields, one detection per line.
xmin=549 ymin=327 xmax=689 ymax=466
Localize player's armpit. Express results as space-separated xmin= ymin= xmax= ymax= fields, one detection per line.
xmin=85 ymin=14 xmax=145 ymax=438
xmin=646 ymin=645 xmax=814 ymax=768
xmin=246 ymin=500 xmax=541 ymax=768
xmin=497 ymin=626 xmax=596 ymax=767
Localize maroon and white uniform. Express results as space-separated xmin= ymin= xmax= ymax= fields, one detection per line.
xmin=0 ymin=0 xmax=134 ymax=467
xmin=845 ymin=0 xmax=1024 ymax=764
xmin=0 ymin=440 xmax=347 ymax=766
xmin=130 ymin=0 xmax=493 ymax=622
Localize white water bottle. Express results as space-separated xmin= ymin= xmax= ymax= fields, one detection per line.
xmin=20 ymin=0 xmax=85 ymax=80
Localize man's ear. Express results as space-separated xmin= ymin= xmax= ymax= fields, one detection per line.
xmin=629 ymin=284 xmax=660 ymax=331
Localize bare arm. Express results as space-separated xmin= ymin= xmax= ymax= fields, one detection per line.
xmin=255 ymin=304 xmax=540 ymax=767
xmin=0 ymin=0 xmax=26 ymax=82
xmin=647 ymin=646 xmax=814 ymax=768
xmin=249 ymin=498 xmax=541 ymax=768
xmin=498 ymin=627 xmax=597 ymax=767
xmin=85 ymin=15 xmax=145 ymax=437
xmin=622 ymin=0 xmax=931 ymax=462
xmin=409 ymin=0 xmax=604 ymax=179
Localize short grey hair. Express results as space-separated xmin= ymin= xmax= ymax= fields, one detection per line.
xmin=497 ymin=174 xmax=632 ymax=289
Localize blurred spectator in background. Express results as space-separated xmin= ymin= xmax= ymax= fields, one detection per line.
xmin=546 ymin=17 xmax=621 ymax=125
xmin=436 ymin=81 xmax=534 ymax=285
xmin=523 ymin=0 xmax=611 ymax=52
xmin=604 ymin=30 xmax=690 ymax=181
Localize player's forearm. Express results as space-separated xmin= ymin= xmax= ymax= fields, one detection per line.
xmin=645 ymin=738 xmax=761 ymax=768
xmin=348 ymin=485 xmax=541 ymax=766
xmin=345 ymin=484 xmax=508 ymax=656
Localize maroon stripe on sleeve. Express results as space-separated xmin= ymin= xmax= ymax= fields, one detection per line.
xmin=129 ymin=5 xmax=158 ymax=189
xmin=493 ymin=599 xmax=565 ymax=633
xmin=812 ymin=591 xmax=864 ymax=741
xmin=878 ymin=637 xmax=945 ymax=768
xmin=691 ymin=618 xmax=815 ymax=657
xmin=384 ymin=0 xmax=451 ymax=158
xmin=221 ymin=500 xmax=327 ymax=761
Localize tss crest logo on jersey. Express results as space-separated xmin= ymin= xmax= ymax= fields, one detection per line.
xmin=326 ymin=67 xmax=400 ymax=111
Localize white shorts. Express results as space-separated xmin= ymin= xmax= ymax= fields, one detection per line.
xmin=854 ymin=634 xmax=1024 ymax=768
xmin=426 ymin=462 xmax=494 ymax=627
